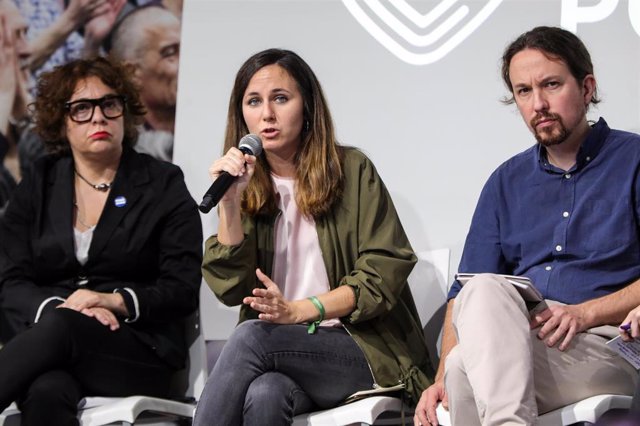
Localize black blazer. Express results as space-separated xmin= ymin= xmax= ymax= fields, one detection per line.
xmin=0 ymin=148 xmax=203 ymax=368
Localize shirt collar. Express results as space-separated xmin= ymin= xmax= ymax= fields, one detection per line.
xmin=537 ymin=117 xmax=610 ymax=173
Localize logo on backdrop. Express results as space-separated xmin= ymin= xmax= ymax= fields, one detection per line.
xmin=343 ymin=0 xmax=640 ymax=66
xmin=341 ymin=0 xmax=504 ymax=66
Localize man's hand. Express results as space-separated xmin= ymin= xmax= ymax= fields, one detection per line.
xmin=619 ymin=305 xmax=640 ymax=342
xmin=414 ymin=379 xmax=447 ymax=426
xmin=243 ymin=268 xmax=301 ymax=324
xmin=530 ymin=304 xmax=589 ymax=351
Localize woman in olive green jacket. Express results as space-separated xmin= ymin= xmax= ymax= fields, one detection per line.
xmin=194 ymin=48 xmax=433 ymax=426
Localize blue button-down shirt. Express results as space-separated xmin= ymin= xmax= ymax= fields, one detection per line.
xmin=448 ymin=118 xmax=640 ymax=304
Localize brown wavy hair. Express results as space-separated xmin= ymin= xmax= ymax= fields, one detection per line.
xmin=33 ymin=56 xmax=146 ymax=156
xmin=225 ymin=48 xmax=344 ymax=219
xmin=501 ymin=26 xmax=600 ymax=107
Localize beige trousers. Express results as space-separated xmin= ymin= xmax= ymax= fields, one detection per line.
xmin=445 ymin=274 xmax=637 ymax=426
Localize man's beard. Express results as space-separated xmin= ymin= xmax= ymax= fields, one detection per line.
xmin=530 ymin=112 xmax=569 ymax=147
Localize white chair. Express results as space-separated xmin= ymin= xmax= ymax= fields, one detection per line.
xmin=291 ymin=249 xmax=450 ymax=426
xmin=536 ymin=394 xmax=633 ymax=426
xmin=0 ymin=311 xmax=207 ymax=426
xmin=435 ymin=394 xmax=633 ymax=426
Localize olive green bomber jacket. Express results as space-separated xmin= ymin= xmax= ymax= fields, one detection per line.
xmin=202 ymin=148 xmax=434 ymax=403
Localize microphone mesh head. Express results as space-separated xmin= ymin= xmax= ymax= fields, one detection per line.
xmin=238 ymin=134 xmax=263 ymax=156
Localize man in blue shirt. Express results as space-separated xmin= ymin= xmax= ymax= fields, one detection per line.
xmin=415 ymin=26 xmax=639 ymax=426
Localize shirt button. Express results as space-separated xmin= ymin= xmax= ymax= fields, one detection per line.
xmin=562 ymin=211 xmax=569 ymax=218
xmin=564 ymin=174 xmax=571 ymax=179
xmin=545 ymin=266 xmax=552 ymax=271
xmin=555 ymin=245 xmax=563 ymax=252
xmin=586 ymin=156 xmax=591 ymax=162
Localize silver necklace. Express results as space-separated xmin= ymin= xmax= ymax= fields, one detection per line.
xmin=75 ymin=170 xmax=112 ymax=192
xmin=73 ymin=202 xmax=95 ymax=229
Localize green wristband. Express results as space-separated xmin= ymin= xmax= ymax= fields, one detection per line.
xmin=307 ymin=296 xmax=325 ymax=334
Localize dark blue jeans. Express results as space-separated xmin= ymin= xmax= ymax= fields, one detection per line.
xmin=193 ymin=320 xmax=374 ymax=426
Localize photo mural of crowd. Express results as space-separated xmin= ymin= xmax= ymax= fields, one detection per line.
xmin=0 ymin=0 xmax=183 ymax=219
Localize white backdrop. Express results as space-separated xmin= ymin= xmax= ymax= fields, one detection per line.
xmin=174 ymin=0 xmax=640 ymax=339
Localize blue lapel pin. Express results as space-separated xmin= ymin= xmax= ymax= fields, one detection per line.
xmin=114 ymin=196 xmax=127 ymax=208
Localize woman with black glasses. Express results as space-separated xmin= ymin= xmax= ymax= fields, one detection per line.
xmin=0 ymin=56 xmax=202 ymax=426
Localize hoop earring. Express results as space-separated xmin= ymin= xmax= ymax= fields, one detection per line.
xmin=305 ymin=120 xmax=310 ymax=132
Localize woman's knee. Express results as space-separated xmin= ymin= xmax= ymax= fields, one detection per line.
xmin=244 ymin=372 xmax=307 ymax=423
xmin=245 ymin=372 xmax=287 ymax=406
xmin=34 ymin=309 xmax=80 ymax=337
xmin=23 ymin=309 xmax=82 ymax=350
xmin=211 ymin=320 xmax=270 ymax=374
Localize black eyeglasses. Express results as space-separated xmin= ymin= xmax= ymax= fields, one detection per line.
xmin=65 ymin=95 xmax=126 ymax=123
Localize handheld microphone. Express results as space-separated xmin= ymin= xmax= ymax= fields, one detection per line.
xmin=198 ymin=134 xmax=263 ymax=213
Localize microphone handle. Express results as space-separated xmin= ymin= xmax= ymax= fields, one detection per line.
xmin=198 ymin=171 xmax=235 ymax=213
xmin=198 ymin=145 xmax=257 ymax=214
